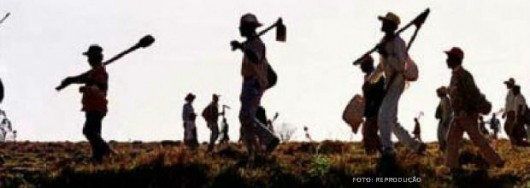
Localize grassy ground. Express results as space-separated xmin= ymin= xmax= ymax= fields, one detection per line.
xmin=0 ymin=139 xmax=529 ymax=187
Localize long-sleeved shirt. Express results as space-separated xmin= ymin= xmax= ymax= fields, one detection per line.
xmin=370 ymin=35 xmax=407 ymax=88
xmin=448 ymin=66 xmax=481 ymax=116
xmin=182 ymin=103 xmax=195 ymax=121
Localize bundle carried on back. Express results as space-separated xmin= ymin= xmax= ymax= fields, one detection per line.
xmin=342 ymin=94 xmax=365 ymax=134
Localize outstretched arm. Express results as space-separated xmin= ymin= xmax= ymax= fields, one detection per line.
xmin=231 ymin=40 xmax=261 ymax=64
xmin=55 ymin=72 xmax=88 ymax=91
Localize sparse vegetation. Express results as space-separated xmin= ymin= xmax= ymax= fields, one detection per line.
xmin=0 ymin=140 xmax=529 ymax=187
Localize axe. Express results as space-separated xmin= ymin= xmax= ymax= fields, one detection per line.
xmin=353 ymin=8 xmax=430 ymax=65
xmin=231 ymin=18 xmax=286 ymax=51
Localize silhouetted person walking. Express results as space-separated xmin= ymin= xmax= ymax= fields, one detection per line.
xmin=219 ymin=105 xmax=231 ymax=144
xmin=443 ymin=47 xmax=504 ymax=171
xmin=56 ymin=45 xmax=113 ymax=162
xmin=489 ymin=113 xmax=500 ymax=139
xmin=370 ymin=12 xmax=425 ymax=157
xmin=478 ymin=116 xmax=489 ymax=136
xmin=436 ymin=86 xmax=453 ymax=151
xmin=231 ymin=13 xmax=280 ymax=157
xmin=359 ymin=55 xmax=383 ymax=154
xmin=503 ymin=78 xmax=519 ymax=145
xmin=219 ymin=118 xmax=230 ymax=144
xmin=202 ymin=94 xmax=222 ymax=152
xmin=182 ymin=93 xmax=198 ymax=149
xmin=412 ymin=118 xmax=422 ymax=143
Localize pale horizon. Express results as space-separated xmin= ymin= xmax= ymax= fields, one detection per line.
xmin=1 ymin=0 xmax=529 ymax=142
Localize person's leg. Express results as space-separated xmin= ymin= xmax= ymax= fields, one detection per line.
xmin=184 ymin=121 xmax=191 ymax=147
xmin=239 ymin=79 xmax=261 ymax=155
xmin=505 ymin=112 xmax=516 ymax=145
xmin=445 ymin=117 xmax=465 ymax=169
xmin=208 ymin=122 xmax=219 ymax=151
xmin=378 ymin=77 xmax=405 ymax=153
xmin=514 ymin=120 xmax=529 ymax=145
xmin=191 ymin=122 xmax=198 ymax=148
xmin=393 ymin=122 xmax=423 ymax=152
xmin=461 ymin=115 xmax=504 ymax=167
xmin=83 ymin=112 xmax=99 ymax=158
xmin=363 ymin=117 xmax=380 ymax=154
xmin=437 ymin=121 xmax=446 ymax=151
xmin=84 ymin=112 xmax=110 ymax=160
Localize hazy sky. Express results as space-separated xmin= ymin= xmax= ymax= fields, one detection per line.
xmin=1 ymin=0 xmax=529 ymax=142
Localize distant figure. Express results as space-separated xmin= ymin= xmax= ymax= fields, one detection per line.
xmin=489 ymin=113 xmax=500 ymax=139
xmin=512 ymin=86 xmax=529 ymax=146
xmin=503 ymin=78 xmax=518 ymax=145
xmin=304 ymin=126 xmax=312 ymax=141
xmin=219 ymin=118 xmax=230 ymax=144
xmin=478 ymin=116 xmax=489 ymax=136
xmin=12 ymin=130 xmax=16 ymax=142
xmin=412 ymin=118 xmax=422 ymax=143
xmin=435 ymin=86 xmax=453 ymax=151
xmin=56 ymin=45 xmax=113 ymax=162
xmin=219 ymin=105 xmax=230 ymax=144
xmin=231 ymin=13 xmax=280 ymax=156
xmin=371 ymin=12 xmax=426 ymax=157
xmin=444 ymin=47 xmax=504 ymax=171
xmin=202 ymin=94 xmax=222 ymax=152
xmin=359 ymin=55 xmax=383 ymax=154
xmin=182 ymin=93 xmax=198 ymax=149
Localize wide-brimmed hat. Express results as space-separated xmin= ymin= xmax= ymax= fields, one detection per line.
xmin=83 ymin=45 xmax=103 ymax=56
xmin=378 ymin=12 xmax=401 ymax=26
xmin=240 ymin=13 xmax=262 ymax=27
xmin=185 ymin=93 xmax=196 ymax=101
xmin=504 ymin=78 xmax=515 ymax=85
xmin=444 ymin=47 xmax=464 ymax=60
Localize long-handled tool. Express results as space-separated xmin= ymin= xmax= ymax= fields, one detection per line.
xmin=0 ymin=12 xmax=11 ymax=103
xmin=0 ymin=79 xmax=4 ymax=104
xmin=103 ymin=35 xmax=155 ymax=66
xmin=0 ymin=12 xmax=10 ymax=25
xmin=231 ymin=18 xmax=286 ymax=51
xmin=353 ymin=8 xmax=430 ymax=65
xmin=55 ymin=35 xmax=155 ymax=91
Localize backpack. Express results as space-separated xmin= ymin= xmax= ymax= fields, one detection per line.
xmin=202 ymin=105 xmax=214 ymax=122
xmin=475 ymin=94 xmax=492 ymax=115
xmin=435 ymin=104 xmax=442 ymax=119
xmin=266 ymin=63 xmax=277 ymax=89
xmin=403 ymin=55 xmax=419 ymax=82
xmin=342 ymin=95 xmax=365 ymax=134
